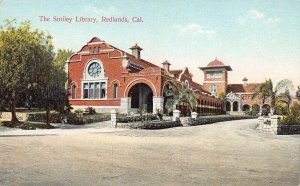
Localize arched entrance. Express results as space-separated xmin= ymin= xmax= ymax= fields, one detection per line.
xmin=242 ymin=104 xmax=250 ymax=111
xmin=233 ymin=101 xmax=238 ymax=111
xmin=128 ymin=83 xmax=153 ymax=113
xmin=226 ymin=101 xmax=231 ymax=111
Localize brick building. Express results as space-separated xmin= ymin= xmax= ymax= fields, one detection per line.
xmin=199 ymin=59 xmax=270 ymax=113
xmin=66 ymin=37 xmax=222 ymax=115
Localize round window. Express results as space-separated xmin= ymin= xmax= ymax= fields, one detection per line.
xmin=88 ymin=62 xmax=101 ymax=78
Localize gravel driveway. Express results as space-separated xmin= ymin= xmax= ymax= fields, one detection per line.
xmin=0 ymin=119 xmax=299 ymax=186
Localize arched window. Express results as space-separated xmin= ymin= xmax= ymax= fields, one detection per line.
xmin=89 ymin=47 xmax=92 ymax=54
xmin=93 ymin=47 xmax=97 ymax=54
xmin=98 ymin=47 xmax=101 ymax=53
xmin=71 ymin=85 xmax=76 ymax=99
xmin=113 ymin=83 xmax=118 ymax=98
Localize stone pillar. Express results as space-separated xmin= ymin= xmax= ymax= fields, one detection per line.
xmin=110 ymin=109 xmax=117 ymax=128
xmin=120 ymin=97 xmax=131 ymax=114
xmin=271 ymin=115 xmax=279 ymax=134
xmin=230 ymin=102 xmax=233 ymax=112
xmin=191 ymin=112 xmax=198 ymax=119
xmin=258 ymin=116 xmax=264 ymax=130
xmin=152 ymin=96 xmax=164 ymax=114
xmin=238 ymin=102 xmax=241 ymax=112
xmin=173 ymin=110 xmax=181 ymax=121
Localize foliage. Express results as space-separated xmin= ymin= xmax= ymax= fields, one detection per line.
xmin=0 ymin=121 xmax=55 ymax=130
xmin=280 ymin=102 xmax=300 ymax=125
xmin=252 ymin=78 xmax=293 ymax=114
xmin=85 ymin=107 xmax=96 ymax=115
xmin=163 ymin=83 xmax=178 ymax=115
xmin=244 ymin=110 xmax=259 ymax=116
xmin=53 ymin=49 xmax=73 ymax=71
xmin=176 ymin=83 xmax=198 ymax=114
xmin=261 ymin=106 xmax=270 ymax=116
xmin=296 ymin=86 xmax=300 ymax=101
xmin=0 ymin=19 xmax=55 ymax=125
xmin=218 ymin=92 xmax=225 ymax=99
xmin=274 ymin=101 xmax=289 ymax=115
xmin=156 ymin=109 xmax=163 ymax=120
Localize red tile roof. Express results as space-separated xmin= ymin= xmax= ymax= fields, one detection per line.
xmin=199 ymin=58 xmax=232 ymax=71
xmin=207 ymin=59 xmax=225 ymax=67
xmin=169 ymin=70 xmax=183 ymax=78
xmin=227 ymin=83 xmax=261 ymax=93
xmin=130 ymin=43 xmax=143 ymax=50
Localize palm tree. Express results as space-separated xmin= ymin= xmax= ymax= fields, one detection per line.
xmin=176 ymin=83 xmax=198 ymax=114
xmin=252 ymin=78 xmax=293 ymax=115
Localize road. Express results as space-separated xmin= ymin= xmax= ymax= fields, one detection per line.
xmin=0 ymin=119 xmax=299 ymax=186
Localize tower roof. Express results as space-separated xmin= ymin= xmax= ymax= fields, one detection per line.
xmin=130 ymin=43 xmax=143 ymax=50
xmin=207 ymin=59 xmax=225 ymax=67
xmin=198 ymin=58 xmax=232 ymax=71
xmin=162 ymin=60 xmax=171 ymax=65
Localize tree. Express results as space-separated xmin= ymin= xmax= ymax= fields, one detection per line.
xmin=252 ymin=79 xmax=293 ymax=115
xmin=0 ymin=19 xmax=54 ymax=126
xmin=296 ymin=86 xmax=300 ymax=101
xmin=53 ymin=49 xmax=73 ymax=71
xmin=176 ymin=83 xmax=198 ymax=114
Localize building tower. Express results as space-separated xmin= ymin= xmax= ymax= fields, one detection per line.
xmin=198 ymin=58 xmax=232 ymax=96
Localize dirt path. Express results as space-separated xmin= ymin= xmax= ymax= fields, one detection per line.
xmin=0 ymin=119 xmax=299 ymax=186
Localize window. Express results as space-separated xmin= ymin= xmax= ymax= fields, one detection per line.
xmin=100 ymin=82 xmax=106 ymax=98
xmin=113 ymin=83 xmax=118 ymax=98
xmin=89 ymin=47 xmax=92 ymax=54
xmin=71 ymin=85 xmax=76 ymax=99
xmin=93 ymin=47 xmax=97 ymax=54
xmin=207 ymin=72 xmax=222 ymax=79
xmin=211 ymin=85 xmax=217 ymax=93
xmin=83 ymin=83 xmax=89 ymax=98
xmin=98 ymin=47 xmax=100 ymax=53
xmin=83 ymin=82 xmax=106 ymax=99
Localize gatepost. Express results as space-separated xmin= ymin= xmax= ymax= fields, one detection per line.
xmin=110 ymin=109 xmax=117 ymax=128
xmin=173 ymin=110 xmax=181 ymax=121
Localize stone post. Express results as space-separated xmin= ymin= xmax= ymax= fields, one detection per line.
xmin=173 ymin=110 xmax=181 ymax=121
xmin=271 ymin=115 xmax=279 ymax=134
xmin=110 ymin=109 xmax=117 ymax=128
xmin=120 ymin=97 xmax=131 ymax=114
xmin=152 ymin=96 xmax=164 ymax=114
xmin=258 ymin=116 xmax=264 ymax=130
xmin=191 ymin=112 xmax=198 ymax=119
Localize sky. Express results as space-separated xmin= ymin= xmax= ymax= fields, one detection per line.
xmin=1 ymin=0 xmax=300 ymax=87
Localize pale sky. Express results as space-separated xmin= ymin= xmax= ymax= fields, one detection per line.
xmin=1 ymin=0 xmax=300 ymax=87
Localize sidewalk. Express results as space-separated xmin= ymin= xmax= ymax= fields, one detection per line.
xmin=0 ymin=121 xmax=127 ymax=136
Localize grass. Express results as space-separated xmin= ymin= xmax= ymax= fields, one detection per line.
xmin=0 ymin=121 xmax=55 ymax=130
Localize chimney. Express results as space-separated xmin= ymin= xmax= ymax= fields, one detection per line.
xmin=130 ymin=43 xmax=143 ymax=59
xmin=162 ymin=60 xmax=171 ymax=72
xmin=243 ymin=77 xmax=248 ymax=85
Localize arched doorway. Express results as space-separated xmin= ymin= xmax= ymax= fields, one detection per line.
xmin=226 ymin=101 xmax=231 ymax=111
xmin=242 ymin=104 xmax=250 ymax=111
xmin=128 ymin=83 xmax=153 ymax=113
xmin=233 ymin=101 xmax=238 ymax=111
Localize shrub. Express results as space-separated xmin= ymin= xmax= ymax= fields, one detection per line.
xmin=280 ymin=102 xmax=300 ymax=125
xmin=85 ymin=107 xmax=96 ymax=115
xmin=244 ymin=110 xmax=259 ymax=116
xmin=274 ymin=101 xmax=289 ymax=115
